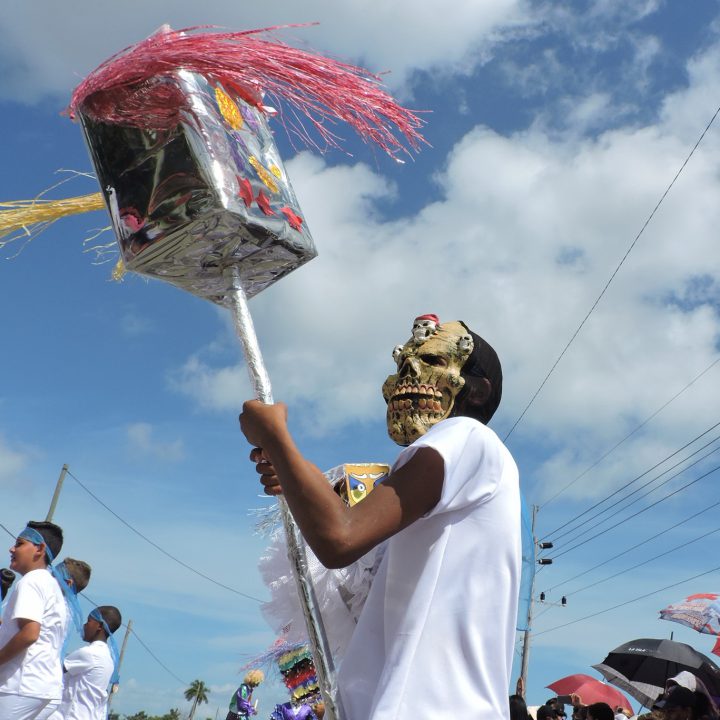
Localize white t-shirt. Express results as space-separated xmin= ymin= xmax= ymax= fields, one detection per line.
xmin=0 ymin=567 xmax=68 ymax=699
xmin=56 ymin=641 xmax=114 ymax=720
xmin=338 ymin=416 xmax=521 ymax=720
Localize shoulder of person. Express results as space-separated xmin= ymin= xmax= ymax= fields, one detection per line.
xmin=421 ymin=415 xmax=504 ymax=450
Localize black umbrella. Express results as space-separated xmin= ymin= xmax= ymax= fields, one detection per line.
xmin=592 ymin=638 xmax=720 ymax=708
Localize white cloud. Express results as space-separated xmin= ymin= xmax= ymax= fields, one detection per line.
xmin=0 ymin=0 xmax=535 ymax=103
xmin=167 ymin=41 xmax=720 ymax=494
xmin=126 ymin=422 xmax=185 ymax=462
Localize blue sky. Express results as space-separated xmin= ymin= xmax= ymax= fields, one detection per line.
xmin=2 ymin=1 xmax=720 ymax=716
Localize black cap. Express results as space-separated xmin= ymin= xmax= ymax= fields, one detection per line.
xmin=459 ymin=324 xmax=503 ymax=422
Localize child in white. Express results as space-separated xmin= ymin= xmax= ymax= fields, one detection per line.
xmin=51 ymin=606 xmax=120 ymax=720
xmin=0 ymin=523 xmax=68 ymax=720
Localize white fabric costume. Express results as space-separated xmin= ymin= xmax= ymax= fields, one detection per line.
xmin=0 ymin=568 xmax=68 ymax=720
xmin=52 ymin=641 xmax=114 ymax=720
xmin=338 ymin=416 xmax=521 ymax=720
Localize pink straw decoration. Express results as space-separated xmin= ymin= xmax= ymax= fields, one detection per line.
xmin=68 ymin=25 xmax=427 ymax=158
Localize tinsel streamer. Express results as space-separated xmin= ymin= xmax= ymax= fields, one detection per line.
xmin=68 ymin=25 xmax=426 ymax=158
xmin=0 ymin=193 xmax=105 ymax=247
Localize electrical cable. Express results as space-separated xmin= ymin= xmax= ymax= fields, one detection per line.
xmin=79 ymin=592 xmax=188 ymax=686
xmin=545 ymin=498 xmax=720 ymax=592
xmin=503 ymin=103 xmax=720 ymax=443
xmin=534 ymin=563 xmax=720 ymax=637
xmin=552 ymin=462 xmax=720 ymax=560
xmin=550 ymin=437 xmax=720 ymax=551
xmin=128 ymin=628 xmax=188 ymax=686
xmin=65 ymin=469 xmax=265 ymax=604
xmin=540 ymin=357 xmax=720 ymax=509
xmin=558 ymin=524 xmax=720 ymax=599
xmin=542 ymin=420 xmax=720 ymax=541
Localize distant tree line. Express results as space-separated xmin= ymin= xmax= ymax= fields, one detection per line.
xmin=108 ymin=678 xmax=211 ymax=720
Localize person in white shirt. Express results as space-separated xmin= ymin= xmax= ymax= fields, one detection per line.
xmin=50 ymin=605 xmax=120 ymax=720
xmin=240 ymin=316 xmax=521 ymax=720
xmin=0 ymin=521 xmax=68 ymax=720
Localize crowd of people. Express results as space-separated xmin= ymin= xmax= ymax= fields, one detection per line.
xmin=0 ymin=519 xmax=121 ymax=720
xmin=510 ymin=674 xmax=720 ymax=720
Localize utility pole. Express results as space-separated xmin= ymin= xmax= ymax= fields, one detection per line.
xmin=519 ymin=505 xmax=556 ymax=695
xmin=519 ymin=504 xmax=538 ymax=693
xmin=46 ymin=464 xmax=68 ymax=522
xmin=107 ymin=619 xmax=133 ymax=710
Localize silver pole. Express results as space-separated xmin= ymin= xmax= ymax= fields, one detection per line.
xmin=224 ymin=267 xmax=342 ymax=720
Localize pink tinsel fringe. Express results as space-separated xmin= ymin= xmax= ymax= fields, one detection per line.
xmin=68 ymin=25 xmax=426 ymax=158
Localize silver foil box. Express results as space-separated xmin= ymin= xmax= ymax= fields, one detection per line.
xmin=79 ymin=69 xmax=317 ymax=306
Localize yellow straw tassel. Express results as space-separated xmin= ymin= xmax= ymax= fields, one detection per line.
xmin=0 ymin=192 xmax=106 ymax=240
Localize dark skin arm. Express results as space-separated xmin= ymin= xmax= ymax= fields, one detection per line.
xmin=240 ymin=400 xmax=444 ymax=569
xmin=0 ymin=618 xmax=40 ymax=666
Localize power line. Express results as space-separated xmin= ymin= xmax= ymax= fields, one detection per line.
xmin=128 ymin=627 xmax=188 ymax=686
xmin=79 ymin=592 xmax=187 ymax=686
xmin=550 ymin=436 xmax=720 ymax=551
xmin=65 ymin=469 xmax=265 ymax=604
xmin=546 ymin=498 xmax=720 ymax=592
xmin=556 ymin=524 xmax=720 ymax=599
xmin=552 ymin=462 xmax=720 ymax=560
xmin=503 ymin=103 xmax=720 ymax=442
xmin=0 ymin=521 xmax=15 ymax=539
xmin=542 ymin=420 xmax=720 ymax=541
xmin=534 ymin=563 xmax=720 ymax=637
xmin=540 ymin=356 xmax=720 ymax=508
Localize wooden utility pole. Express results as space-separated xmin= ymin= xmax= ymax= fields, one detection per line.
xmin=519 ymin=504 xmax=538 ymax=693
xmin=46 ymin=464 xmax=68 ymax=522
xmin=107 ymin=619 xmax=132 ymax=710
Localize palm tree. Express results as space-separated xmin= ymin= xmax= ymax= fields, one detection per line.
xmin=184 ymin=679 xmax=209 ymax=720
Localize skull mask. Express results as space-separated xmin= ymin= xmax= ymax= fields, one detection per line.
xmin=382 ymin=320 xmax=474 ymax=445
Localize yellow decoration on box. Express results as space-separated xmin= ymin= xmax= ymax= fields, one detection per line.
xmin=214 ymin=87 xmax=243 ymax=130
xmin=249 ymin=156 xmax=279 ymax=193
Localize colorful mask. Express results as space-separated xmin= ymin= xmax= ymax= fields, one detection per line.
xmin=382 ymin=317 xmax=474 ymax=445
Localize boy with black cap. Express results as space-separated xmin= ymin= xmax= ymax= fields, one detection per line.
xmin=240 ymin=316 xmax=520 ymax=720
xmin=0 ymin=521 xmax=67 ymax=720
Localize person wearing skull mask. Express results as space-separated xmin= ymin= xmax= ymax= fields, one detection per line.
xmin=240 ymin=316 xmax=520 ymax=720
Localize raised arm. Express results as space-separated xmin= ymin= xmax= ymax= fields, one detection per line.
xmin=240 ymin=400 xmax=444 ymax=568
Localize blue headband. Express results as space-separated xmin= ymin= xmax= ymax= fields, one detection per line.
xmin=90 ymin=608 xmax=120 ymax=687
xmin=17 ymin=527 xmax=85 ymax=644
xmin=18 ymin=527 xmax=54 ymax=563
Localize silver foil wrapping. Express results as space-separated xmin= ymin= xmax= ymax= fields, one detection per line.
xmin=78 ymin=69 xmax=317 ymax=306
xmin=225 ymin=270 xmax=341 ymax=720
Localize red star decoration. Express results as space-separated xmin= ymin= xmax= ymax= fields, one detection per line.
xmin=280 ymin=206 xmax=303 ymax=231
xmin=256 ymin=190 xmax=275 ymax=216
xmin=237 ymin=177 xmax=253 ymax=207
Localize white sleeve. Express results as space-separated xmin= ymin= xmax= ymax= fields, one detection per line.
xmin=63 ymin=646 xmax=96 ymax=676
xmin=393 ymin=417 xmax=504 ymax=516
xmin=11 ymin=575 xmax=44 ymax=623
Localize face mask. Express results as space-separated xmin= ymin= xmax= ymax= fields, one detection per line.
xmin=382 ymin=318 xmax=473 ymax=445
